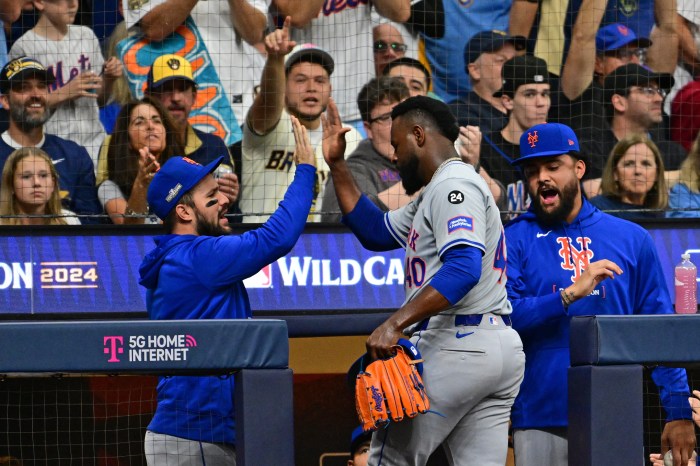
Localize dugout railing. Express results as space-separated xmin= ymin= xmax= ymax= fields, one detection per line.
xmin=0 ymin=319 xmax=294 ymax=466
xmin=570 ymin=314 xmax=700 ymax=466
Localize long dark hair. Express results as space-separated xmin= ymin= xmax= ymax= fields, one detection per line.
xmin=107 ymin=96 xmax=184 ymax=198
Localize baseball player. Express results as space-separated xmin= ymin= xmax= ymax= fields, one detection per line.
xmin=138 ymin=115 xmax=315 ymax=465
xmin=505 ymin=122 xmax=695 ymax=466
xmin=323 ymin=95 xmax=525 ymax=465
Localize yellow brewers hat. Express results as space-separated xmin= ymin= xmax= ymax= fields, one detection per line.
xmin=146 ymin=54 xmax=197 ymax=92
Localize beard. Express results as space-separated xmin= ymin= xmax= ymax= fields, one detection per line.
xmin=286 ymin=101 xmax=326 ymax=122
xmin=529 ymin=176 xmax=579 ymax=225
xmin=195 ymin=209 xmax=231 ymax=237
xmin=11 ymin=99 xmax=50 ymax=131
xmin=398 ymin=153 xmax=423 ymax=196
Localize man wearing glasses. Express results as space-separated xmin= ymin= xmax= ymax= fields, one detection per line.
xmin=372 ymin=23 xmax=409 ymax=76
xmin=578 ymin=63 xmax=686 ymax=192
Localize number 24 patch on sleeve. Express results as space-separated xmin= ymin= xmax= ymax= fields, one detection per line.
xmin=448 ymin=190 xmax=464 ymax=204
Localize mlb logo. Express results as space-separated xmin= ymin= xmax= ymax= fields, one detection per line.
xmin=489 ymin=317 xmax=499 ymax=326
xmin=243 ymin=265 xmax=273 ymax=288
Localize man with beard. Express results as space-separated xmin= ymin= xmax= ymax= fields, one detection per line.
xmin=241 ymin=17 xmax=360 ymax=222
xmin=139 ymin=114 xmax=316 ymax=465
xmin=144 ymin=54 xmax=239 ymax=208
xmin=323 ymin=95 xmax=524 ymax=465
xmin=0 ymin=57 xmax=102 ymax=223
xmin=504 ymin=122 xmax=696 ymax=466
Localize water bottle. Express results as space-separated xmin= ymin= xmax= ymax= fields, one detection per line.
xmin=675 ymin=253 xmax=697 ymax=314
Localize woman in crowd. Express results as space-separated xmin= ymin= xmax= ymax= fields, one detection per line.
xmin=589 ymin=134 xmax=668 ymax=220
xmin=97 ymin=96 xmax=184 ymax=224
xmin=668 ymin=131 xmax=700 ymax=218
xmin=0 ymin=148 xmax=80 ymax=225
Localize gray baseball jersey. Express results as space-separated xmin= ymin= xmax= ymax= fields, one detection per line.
xmin=386 ymin=158 xmax=510 ymax=317
xmin=370 ymin=158 xmax=524 ymax=466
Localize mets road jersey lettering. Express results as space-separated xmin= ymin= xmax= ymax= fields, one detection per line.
xmin=557 ymin=237 xmax=594 ymax=283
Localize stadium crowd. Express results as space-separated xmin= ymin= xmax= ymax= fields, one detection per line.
xmin=0 ymin=0 xmax=697 ymax=224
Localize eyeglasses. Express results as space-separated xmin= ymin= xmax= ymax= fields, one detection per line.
xmin=368 ymin=111 xmax=392 ymax=125
xmin=373 ymin=41 xmax=408 ymax=54
xmin=629 ymin=86 xmax=667 ymax=98
xmin=605 ymin=47 xmax=646 ymax=62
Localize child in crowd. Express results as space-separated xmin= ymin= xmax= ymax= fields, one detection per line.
xmin=9 ymin=0 xmax=122 ymax=167
xmin=0 ymin=147 xmax=80 ymax=225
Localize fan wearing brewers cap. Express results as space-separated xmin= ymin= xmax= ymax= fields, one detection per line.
xmin=145 ymin=54 xmax=238 ymax=209
xmin=579 ymin=63 xmax=686 ymax=195
xmin=479 ymin=55 xmax=552 ymax=219
xmin=241 ymin=17 xmax=361 ymax=223
xmin=448 ymin=30 xmax=527 ymax=136
xmin=505 ymin=122 xmax=695 ymax=466
xmin=139 ymin=115 xmax=316 ymax=465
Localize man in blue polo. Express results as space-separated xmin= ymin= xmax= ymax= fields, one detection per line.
xmin=504 ymin=122 xmax=696 ymax=466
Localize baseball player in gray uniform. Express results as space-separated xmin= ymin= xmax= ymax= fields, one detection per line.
xmin=322 ymin=95 xmax=525 ymax=465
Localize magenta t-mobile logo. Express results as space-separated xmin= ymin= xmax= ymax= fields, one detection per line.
xmin=104 ymin=336 xmax=124 ymax=362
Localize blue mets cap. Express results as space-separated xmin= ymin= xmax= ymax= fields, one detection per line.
xmin=350 ymin=425 xmax=372 ymax=455
xmin=147 ymin=156 xmax=223 ymax=219
xmin=464 ymin=30 xmax=527 ymax=66
xmin=596 ymin=23 xmax=651 ymax=53
xmin=514 ymin=123 xmax=580 ymax=165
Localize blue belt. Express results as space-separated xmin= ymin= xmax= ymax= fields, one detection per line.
xmin=416 ymin=314 xmax=512 ymax=331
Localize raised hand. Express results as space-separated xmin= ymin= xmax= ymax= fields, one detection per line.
xmin=455 ymin=125 xmax=482 ymax=167
xmin=291 ymin=115 xmax=315 ymax=167
xmin=264 ymin=15 xmax=297 ymax=58
xmin=321 ymin=98 xmax=351 ymax=167
xmin=564 ymin=259 xmax=623 ymax=305
xmin=136 ymin=147 xmax=161 ymax=188
xmin=216 ymin=172 xmax=240 ymax=205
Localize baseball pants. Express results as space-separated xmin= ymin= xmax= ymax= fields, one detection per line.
xmin=145 ymin=430 xmax=236 ymax=466
xmin=368 ymin=313 xmax=525 ymax=466
xmin=513 ymin=428 xmax=568 ymax=466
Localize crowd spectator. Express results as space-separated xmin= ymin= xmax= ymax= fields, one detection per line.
xmin=579 ymin=63 xmax=685 ymax=195
xmin=505 ymin=122 xmax=695 ymax=466
xmin=448 ymin=30 xmax=526 ymax=135
xmin=664 ymin=0 xmax=699 ymax=116
xmin=0 ymin=147 xmax=80 ymax=225
xmin=589 ymin=134 xmax=668 ymax=219
xmin=382 ymin=57 xmax=432 ymax=98
xmin=270 ymin=0 xmax=411 ymax=131
xmin=96 ymin=96 xmax=183 ymax=224
xmin=144 ymin=54 xmax=238 ymax=209
xmin=479 ymin=55 xmax=551 ymax=218
xmin=9 ymin=0 xmax=123 ymax=167
xmin=121 ymin=0 xmax=268 ymax=146
xmin=372 ymin=22 xmax=408 ymax=76
xmin=321 ymin=76 xmax=410 ymax=223
xmin=0 ymin=56 xmax=102 ymax=223
xmin=241 ymin=18 xmax=361 ymax=222
xmin=420 ymin=0 xmax=513 ymax=104
xmin=668 ymin=131 xmax=700 ymax=218
xmin=671 ymin=79 xmax=700 ymax=152
xmin=99 ymin=21 xmax=132 ymax=135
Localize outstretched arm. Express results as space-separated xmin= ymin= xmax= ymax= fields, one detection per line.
xmin=322 ymin=98 xmax=360 ymax=213
xmin=560 ymin=0 xmax=606 ymax=100
xmin=247 ymin=16 xmax=297 ymax=135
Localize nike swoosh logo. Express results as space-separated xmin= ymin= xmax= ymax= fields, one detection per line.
xmin=455 ymin=331 xmax=474 ymax=339
xmin=536 ymin=230 xmax=552 ymax=238
xmin=52 ymin=158 xmax=65 ymax=165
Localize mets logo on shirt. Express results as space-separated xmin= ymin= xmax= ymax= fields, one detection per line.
xmin=447 ymin=216 xmax=473 ymax=234
xmin=557 ymin=236 xmax=594 ymax=283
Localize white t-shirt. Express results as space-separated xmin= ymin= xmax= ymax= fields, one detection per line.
xmin=10 ymin=26 xmax=106 ymax=166
xmin=123 ymin=0 xmax=267 ymax=126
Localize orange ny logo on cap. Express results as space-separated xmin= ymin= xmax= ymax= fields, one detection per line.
xmin=617 ymin=24 xmax=629 ymax=36
xmin=182 ymin=157 xmax=201 ymax=166
xmin=527 ymin=130 xmax=539 ymax=148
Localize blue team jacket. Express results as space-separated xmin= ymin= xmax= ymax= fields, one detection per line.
xmin=505 ymin=198 xmax=691 ymax=429
xmin=138 ymin=164 xmax=315 ymax=444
